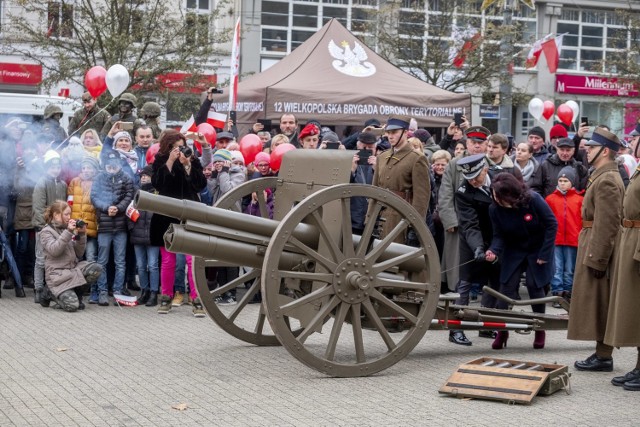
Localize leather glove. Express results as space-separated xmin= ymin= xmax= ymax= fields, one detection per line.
xmin=589 ymin=267 xmax=606 ymax=279
xmin=474 ymin=247 xmax=486 ymax=262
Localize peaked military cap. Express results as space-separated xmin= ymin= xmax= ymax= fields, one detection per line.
xmin=584 ymin=128 xmax=622 ymax=151
xmin=385 ymin=116 xmax=411 ymax=130
xmin=458 ymin=153 xmax=487 ymax=180
xmin=464 ymin=126 xmax=491 ymax=142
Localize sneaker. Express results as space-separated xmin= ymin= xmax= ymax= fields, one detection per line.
xmin=88 ymin=293 xmax=99 ymax=304
xmin=98 ymin=292 xmax=109 ymax=306
xmin=172 ymin=291 xmax=185 ymax=307
xmin=157 ymin=295 xmax=172 ymax=314
xmin=218 ymin=295 xmax=237 ymax=306
xmin=192 ymin=298 xmax=206 ymax=318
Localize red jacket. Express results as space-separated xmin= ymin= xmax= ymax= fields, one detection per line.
xmin=545 ymin=188 xmax=583 ymax=247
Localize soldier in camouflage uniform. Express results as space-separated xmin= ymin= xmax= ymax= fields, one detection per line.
xmin=100 ymin=92 xmax=138 ymax=140
xmin=41 ymin=104 xmax=68 ymax=148
xmin=68 ymin=92 xmax=110 ymax=140
xmin=135 ymin=101 xmax=163 ymax=139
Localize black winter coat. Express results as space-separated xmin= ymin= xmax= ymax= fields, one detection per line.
xmin=90 ymin=169 xmax=134 ymax=233
xmin=150 ymin=152 xmax=207 ymax=247
xmin=530 ymin=154 xmax=589 ymax=198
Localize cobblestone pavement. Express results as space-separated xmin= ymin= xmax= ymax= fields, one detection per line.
xmin=0 ymin=291 xmax=636 ymax=426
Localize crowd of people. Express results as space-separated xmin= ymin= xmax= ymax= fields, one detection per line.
xmin=0 ymin=88 xmax=639 ymax=391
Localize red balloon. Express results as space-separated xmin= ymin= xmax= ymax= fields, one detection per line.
xmin=239 ymin=134 xmax=263 ymax=165
xmin=84 ymin=66 xmax=107 ymax=98
xmin=145 ymin=143 xmax=160 ymax=165
xmin=557 ymin=104 xmax=574 ymax=126
xmin=542 ymin=100 xmax=555 ymax=121
xmin=270 ymin=143 xmax=296 ymax=172
xmin=196 ymin=123 xmax=217 ymax=144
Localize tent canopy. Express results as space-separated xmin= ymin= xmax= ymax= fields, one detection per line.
xmin=211 ymin=19 xmax=471 ymax=128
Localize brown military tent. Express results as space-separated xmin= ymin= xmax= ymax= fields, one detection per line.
xmin=211 ymin=19 xmax=470 ymax=128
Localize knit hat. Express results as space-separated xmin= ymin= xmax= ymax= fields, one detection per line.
xmin=254 ymin=152 xmax=270 ymax=166
xmin=230 ymin=150 xmax=245 ymax=165
xmin=528 ymin=126 xmax=546 ymax=140
xmin=213 ymin=149 xmax=233 ymax=162
xmin=550 ymin=124 xmax=568 ymax=139
xmin=43 ymin=149 xmax=61 ymax=165
xmin=557 ymin=166 xmax=576 ymax=186
xmin=113 ymin=131 xmax=132 ymax=145
xmin=139 ymin=164 xmax=153 ymax=177
xmin=299 ymin=123 xmax=320 ymax=140
xmin=81 ymin=155 xmax=100 ymax=171
xmin=321 ymin=131 xmax=340 ymax=144
xmin=413 ymin=129 xmax=432 ymax=144
xmin=104 ymin=152 xmax=121 ymax=166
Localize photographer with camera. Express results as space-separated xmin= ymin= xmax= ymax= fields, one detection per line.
xmin=39 ymin=200 xmax=103 ymax=312
xmin=150 ymin=130 xmax=207 ymax=316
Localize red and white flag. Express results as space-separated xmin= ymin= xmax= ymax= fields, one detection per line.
xmin=449 ymin=26 xmax=481 ymax=69
xmin=180 ymin=115 xmax=197 ymax=134
xmin=525 ymin=34 xmax=563 ymax=73
xmin=228 ymin=18 xmax=241 ymax=112
xmin=207 ymin=110 xmax=227 ymax=129
xmin=541 ymin=34 xmax=563 ymax=73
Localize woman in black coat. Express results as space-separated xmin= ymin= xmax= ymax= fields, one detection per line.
xmin=150 ymin=129 xmax=207 ymax=314
xmin=485 ymin=173 xmax=557 ymax=350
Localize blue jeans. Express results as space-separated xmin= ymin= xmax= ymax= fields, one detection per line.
xmin=85 ymin=237 xmax=98 ymax=263
xmin=174 ymin=253 xmax=186 ymax=293
xmin=551 ymin=245 xmax=577 ymax=294
xmin=134 ymin=245 xmax=159 ymax=292
xmin=96 ymin=232 xmax=127 ymax=294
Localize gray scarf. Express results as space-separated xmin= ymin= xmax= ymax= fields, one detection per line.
xmin=517 ymin=159 xmax=536 ymax=182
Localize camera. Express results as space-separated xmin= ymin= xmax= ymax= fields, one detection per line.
xmin=179 ymin=146 xmax=193 ymax=157
xmin=75 ymin=219 xmax=86 ymax=228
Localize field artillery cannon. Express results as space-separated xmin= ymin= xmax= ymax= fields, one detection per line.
xmin=136 ymin=149 xmax=568 ymax=377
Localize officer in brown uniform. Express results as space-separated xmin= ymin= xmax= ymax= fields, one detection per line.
xmin=568 ymin=128 xmax=625 ymax=372
xmin=371 ymin=116 xmax=430 ymax=244
xmin=604 ymin=139 xmax=640 ymax=391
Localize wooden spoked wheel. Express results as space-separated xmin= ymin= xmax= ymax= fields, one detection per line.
xmin=262 ymin=184 xmax=440 ymax=377
xmin=192 ymin=177 xmax=288 ymax=346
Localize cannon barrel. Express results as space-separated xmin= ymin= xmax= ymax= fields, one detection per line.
xmin=135 ymin=191 xmax=426 ymax=273
xmin=134 ymin=190 xmax=319 ymax=247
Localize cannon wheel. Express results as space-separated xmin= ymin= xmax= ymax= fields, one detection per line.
xmin=262 ymin=184 xmax=440 ymax=377
xmin=193 ymin=177 xmax=289 ymax=346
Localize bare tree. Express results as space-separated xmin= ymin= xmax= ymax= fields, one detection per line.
xmin=2 ymin=0 xmax=233 ymax=115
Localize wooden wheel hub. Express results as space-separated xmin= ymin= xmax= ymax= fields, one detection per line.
xmin=334 ymin=258 xmax=372 ymax=304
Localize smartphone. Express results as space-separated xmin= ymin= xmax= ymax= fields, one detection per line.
xmin=258 ymin=119 xmax=272 ymax=131
xmin=325 ymin=142 xmax=340 ymax=150
xmin=120 ymin=122 xmax=133 ymax=131
xmin=581 ymin=116 xmax=589 ymax=126
xmin=454 ymin=113 xmax=463 ymax=126
xmin=229 ymin=111 xmax=237 ymax=124
xmin=358 ymin=149 xmax=372 ymax=165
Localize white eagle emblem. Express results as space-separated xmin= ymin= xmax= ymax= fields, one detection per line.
xmin=328 ymin=39 xmax=376 ymax=77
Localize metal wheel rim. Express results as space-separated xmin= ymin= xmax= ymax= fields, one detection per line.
xmin=262 ymin=184 xmax=440 ymax=377
xmin=193 ymin=177 xmax=286 ymax=346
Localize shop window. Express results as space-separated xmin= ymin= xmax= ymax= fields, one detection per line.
xmin=47 ymin=1 xmax=74 ymax=38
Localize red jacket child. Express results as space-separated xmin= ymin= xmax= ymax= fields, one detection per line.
xmin=545 ymin=167 xmax=583 ymax=247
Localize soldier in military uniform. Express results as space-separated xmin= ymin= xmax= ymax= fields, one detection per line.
xmin=604 ymin=140 xmax=640 ymax=391
xmin=68 ymin=92 xmax=110 ymax=139
xmin=41 ymin=104 xmax=68 ymax=148
xmin=135 ymin=101 xmax=162 ymax=139
xmin=100 ymin=92 xmax=138 ymax=140
xmin=568 ymin=128 xmax=625 ymax=372
xmin=370 ymin=116 xmax=430 ymax=244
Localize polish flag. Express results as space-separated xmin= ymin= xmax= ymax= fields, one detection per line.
xmin=180 ymin=115 xmax=197 ymax=134
xmin=525 ymin=34 xmax=551 ymax=69
xmin=207 ymin=110 xmax=227 ymax=130
xmin=228 ymin=18 xmax=241 ymax=112
xmin=450 ymin=26 xmax=481 ymax=69
xmin=541 ymin=34 xmax=563 ymax=73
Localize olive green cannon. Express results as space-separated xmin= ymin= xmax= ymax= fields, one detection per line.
xmin=135 ymin=149 xmax=568 ymax=377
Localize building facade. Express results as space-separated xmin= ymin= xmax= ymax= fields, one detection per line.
xmin=239 ymin=0 xmax=640 ymax=139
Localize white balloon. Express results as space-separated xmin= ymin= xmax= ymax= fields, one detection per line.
xmin=566 ymin=100 xmax=580 ymax=123
xmin=105 ymin=64 xmax=130 ymax=98
xmin=528 ymin=97 xmax=544 ymax=120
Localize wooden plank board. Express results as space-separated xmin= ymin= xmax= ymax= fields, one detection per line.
xmin=439 ymin=363 xmax=550 ymax=404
